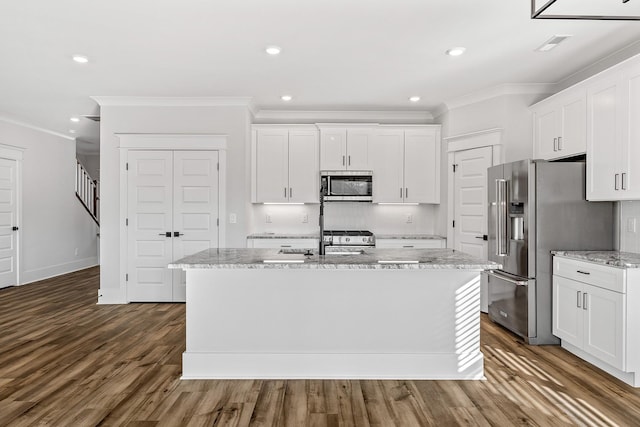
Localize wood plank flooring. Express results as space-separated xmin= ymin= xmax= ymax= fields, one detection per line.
xmin=1 ymin=267 xmax=640 ymax=426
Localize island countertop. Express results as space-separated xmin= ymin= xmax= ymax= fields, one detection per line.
xmin=169 ymin=248 xmax=501 ymax=270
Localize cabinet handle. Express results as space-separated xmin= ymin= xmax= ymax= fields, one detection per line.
xmin=558 ymin=136 xmax=563 ymax=150
xmin=576 ymin=270 xmax=591 ymax=275
xmin=577 ymin=291 xmax=582 ymax=308
xmin=280 ymin=245 xmax=292 ymax=248
xmin=553 ymin=138 xmax=558 ymax=152
xmin=284 ymin=187 xmax=287 ymax=198
xmin=615 ymin=174 xmax=620 ymax=190
xmin=342 ymin=155 xmax=346 ymax=166
xmin=405 ymin=188 xmax=408 ymax=198
xmin=622 ymin=172 xmax=627 ymax=190
xmin=583 ymin=293 xmax=588 ymax=311
xmin=348 ymin=155 xmax=351 ymax=166
xmin=403 ymin=245 xmax=414 ymax=248
xmin=289 ymin=187 xmax=293 ymax=198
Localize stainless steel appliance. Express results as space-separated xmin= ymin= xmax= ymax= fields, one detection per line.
xmin=487 ymin=159 xmax=614 ymax=345
xmin=320 ymin=170 xmax=373 ymax=202
xmin=323 ymin=230 xmax=375 ymax=250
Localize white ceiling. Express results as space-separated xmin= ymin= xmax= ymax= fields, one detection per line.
xmin=1 ymin=1 xmax=639 ymax=151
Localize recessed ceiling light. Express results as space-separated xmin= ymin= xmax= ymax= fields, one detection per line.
xmin=281 ymin=95 xmax=292 ymax=101
xmin=70 ymin=117 xmax=80 ymax=122
xmin=69 ymin=130 xmax=76 ymax=134
xmin=535 ymin=35 xmax=572 ymax=52
xmin=266 ymin=46 xmax=281 ymax=55
xmin=446 ymin=47 xmax=466 ymax=57
xmin=409 ymin=96 xmax=421 ymax=102
xmin=72 ymin=55 xmax=89 ymax=63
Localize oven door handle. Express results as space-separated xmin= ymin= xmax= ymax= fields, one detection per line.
xmin=487 ymin=271 xmax=528 ymax=286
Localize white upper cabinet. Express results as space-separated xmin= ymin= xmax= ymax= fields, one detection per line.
xmin=532 ymin=87 xmax=586 ymax=160
xmin=371 ymin=126 xmax=441 ymax=204
xmin=252 ymin=126 xmax=319 ymax=203
xmin=319 ymin=126 xmax=372 ymax=170
xmin=587 ymin=55 xmax=640 ymax=201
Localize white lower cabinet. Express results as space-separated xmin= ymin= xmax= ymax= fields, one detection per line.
xmin=375 ymin=238 xmax=445 ymax=249
xmin=247 ymin=238 xmax=318 ymax=249
xmin=553 ymin=256 xmax=640 ymax=387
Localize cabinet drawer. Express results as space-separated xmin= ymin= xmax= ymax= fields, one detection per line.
xmin=248 ymin=238 xmax=318 ymax=249
xmin=376 ymin=239 xmax=445 ymax=249
xmin=553 ymin=256 xmax=625 ymax=293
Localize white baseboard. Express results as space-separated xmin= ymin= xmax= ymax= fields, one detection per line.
xmin=97 ymin=287 xmax=127 ymax=305
xmin=181 ymin=352 xmax=485 ymax=380
xmin=21 ymin=257 xmax=99 ymax=285
xmin=562 ymin=342 xmax=639 ymax=387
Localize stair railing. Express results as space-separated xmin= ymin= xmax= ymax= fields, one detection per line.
xmin=76 ymin=160 xmax=99 ymax=225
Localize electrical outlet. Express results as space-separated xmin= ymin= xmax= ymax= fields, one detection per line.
xmin=74 ymin=248 xmax=79 ymax=256
xmin=302 ymin=214 xmax=308 ymax=223
xmin=628 ymin=217 xmax=637 ymax=233
xmin=265 ymin=214 xmax=272 ymax=223
xmin=406 ymin=214 xmax=413 ymax=223
xmin=229 ymin=213 xmax=237 ymax=224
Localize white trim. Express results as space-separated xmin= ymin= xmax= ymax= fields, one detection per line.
xmin=253 ymin=110 xmax=434 ymax=123
xmin=91 ymin=96 xmax=253 ymax=107
xmin=562 ymin=341 xmax=639 ymax=387
xmin=447 ymin=129 xmax=503 ymax=250
xmin=251 ymin=124 xmax=320 ymax=131
xmin=0 ymin=116 xmax=76 ymax=141
xmin=0 ymin=143 xmax=25 ymax=160
xmin=182 ymin=352 xmax=484 ymax=380
xmin=97 ymin=286 xmax=128 ymax=305
xmin=444 ymin=83 xmax=555 ymax=111
xmin=21 ymin=257 xmax=99 ymax=285
xmin=0 ymin=145 xmax=24 ymax=287
xmin=117 ymin=133 xmax=228 ymax=150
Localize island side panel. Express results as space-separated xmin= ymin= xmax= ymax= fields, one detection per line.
xmin=183 ymin=268 xmax=483 ymax=379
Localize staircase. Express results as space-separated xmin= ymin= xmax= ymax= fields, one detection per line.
xmin=76 ymin=160 xmax=99 ymax=225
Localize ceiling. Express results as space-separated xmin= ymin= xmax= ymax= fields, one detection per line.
xmin=1 ymin=1 xmax=640 ymax=152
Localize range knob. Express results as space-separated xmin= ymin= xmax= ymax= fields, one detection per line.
xmin=345 ymin=237 xmax=350 ymax=242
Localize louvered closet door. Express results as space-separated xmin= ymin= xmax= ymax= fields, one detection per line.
xmin=127 ymin=151 xmax=174 ymax=302
xmin=0 ymin=158 xmax=17 ymax=289
xmin=172 ymin=151 xmax=219 ymax=302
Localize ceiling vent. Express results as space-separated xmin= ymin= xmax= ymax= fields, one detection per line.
xmin=535 ymin=35 xmax=571 ymax=52
xmin=82 ymin=115 xmax=101 ymax=122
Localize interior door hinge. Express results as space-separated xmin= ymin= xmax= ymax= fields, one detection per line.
xmin=126 ymin=218 xmax=128 ymax=226
xmin=217 ymin=163 xmax=219 ymax=171
xmin=217 ymin=218 xmax=219 ymax=227
xmin=125 ymin=274 xmax=128 ymax=281
xmin=453 ymin=164 xmax=458 ymax=173
xmin=452 ymin=220 xmax=455 ymax=228
xmin=126 ymin=162 xmax=129 ymax=171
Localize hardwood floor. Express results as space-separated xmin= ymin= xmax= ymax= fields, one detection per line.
xmin=1 ymin=268 xmax=640 ymax=426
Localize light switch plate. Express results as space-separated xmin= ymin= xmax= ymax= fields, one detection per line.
xmin=627 ymin=217 xmax=637 ymax=233
xmin=229 ymin=213 xmax=237 ymax=224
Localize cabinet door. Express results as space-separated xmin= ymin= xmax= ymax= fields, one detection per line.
xmin=320 ymin=129 xmax=347 ymax=170
xmin=583 ymin=283 xmax=625 ymax=370
xmin=288 ymin=130 xmax=319 ymax=203
xmin=255 ymin=130 xmax=289 ymax=203
xmin=552 ymin=276 xmax=583 ymax=347
xmin=533 ymin=104 xmax=559 ymax=160
xmin=558 ymin=90 xmax=587 ymax=157
xmin=371 ymin=130 xmax=404 ymax=203
xmin=404 ymin=129 xmax=440 ymax=203
xmin=586 ymin=72 xmax=623 ymax=201
xmin=346 ymin=128 xmax=372 ymax=170
xmin=621 ymin=59 xmax=640 ymax=199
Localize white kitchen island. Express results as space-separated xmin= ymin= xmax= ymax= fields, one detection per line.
xmin=169 ymin=248 xmax=500 ymax=380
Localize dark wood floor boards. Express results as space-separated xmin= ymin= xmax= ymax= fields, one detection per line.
xmin=2 ymin=266 xmax=640 ymax=426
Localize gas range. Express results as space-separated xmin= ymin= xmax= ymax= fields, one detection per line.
xmin=323 ymin=230 xmax=375 ymax=247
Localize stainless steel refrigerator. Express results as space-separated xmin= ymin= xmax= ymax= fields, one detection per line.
xmin=487 ymin=159 xmax=614 ymax=345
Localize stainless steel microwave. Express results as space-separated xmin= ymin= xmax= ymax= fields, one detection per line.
xmin=321 ymin=170 xmax=373 ymax=202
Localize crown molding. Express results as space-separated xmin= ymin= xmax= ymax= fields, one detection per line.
xmin=443 ymin=83 xmax=555 ymax=111
xmin=252 ymin=109 xmax=434 ymax=123
xmin=91 ymin=96 xmax=254 ymax=108
xmin=0 ymin=115 xmax=75 ymax=141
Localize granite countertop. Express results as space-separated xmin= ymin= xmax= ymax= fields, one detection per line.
xmin=169 ymin=248 xmax=501 ymax=270
xmin=375 ymin=234 xmax=446 ymax=240
xmin=552 ymin=251 xmax=640 ymax=269
xmin=247 ymin=233 xmax=319 ymax=239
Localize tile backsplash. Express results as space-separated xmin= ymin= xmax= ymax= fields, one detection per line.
xmin=620 ymin=201 xmax=640 ymax=253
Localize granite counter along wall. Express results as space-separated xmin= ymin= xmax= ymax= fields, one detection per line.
xmin=249 ymin=202 xmax=440 ymax=236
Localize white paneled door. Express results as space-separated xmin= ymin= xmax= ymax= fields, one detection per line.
xmin=0 ymin=158 xmax=17 ymax=289
xmin=453 ymin=147 xmax=492 ymax=260
xmin=127 ymin=150 xmax=219 ymax=302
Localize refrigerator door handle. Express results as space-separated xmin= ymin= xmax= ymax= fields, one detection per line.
xmin=487 ymin=270 xmax=528 ymax=286
xmin=496 ymin=179 xmax=509 ymax=256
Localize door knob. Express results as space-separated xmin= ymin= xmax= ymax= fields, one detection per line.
xmin=12 ymin=226 xmax=18 ymax=231
xmin=475 ymin=235 xmax=488 ymax=241
xmin=174 ymin=231 xmax=182 ymax=237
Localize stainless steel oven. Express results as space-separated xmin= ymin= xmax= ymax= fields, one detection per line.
xmin=321 ymin=170 xmax=372 ymax=202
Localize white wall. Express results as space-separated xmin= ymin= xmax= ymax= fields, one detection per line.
xmin=76 ymin=152 xmax=100 ymax=180
xmin=0 ymin=120 xmax=99 ymax=284
xmin=98 ymin=105 xmax=252 ymax=302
